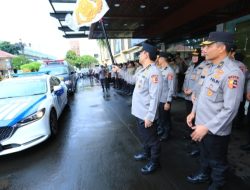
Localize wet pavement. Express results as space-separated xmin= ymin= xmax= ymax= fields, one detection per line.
xmin=0 ymin=78 xmax=249 ymax=190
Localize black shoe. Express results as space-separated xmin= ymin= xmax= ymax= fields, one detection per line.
xmin=187 ymin=173 xmax=210 ymax=184
xmin=133 ymin=152 xmax=149 ymax=161
xmin=240 ymin=143 xmax=250 ymax=151
xmin=189 ymin=150 xmax=200 ymax=158
xmin=141 ymin=161 xmax=160 ymax=175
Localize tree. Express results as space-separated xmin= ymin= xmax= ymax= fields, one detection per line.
xmin=65 ymin=50 xmax=78 ymax=66
xmin=12 ymin=55 xmax=30 ymax=70
xmin=0 ymin=41 xmax=21 ymax=55
xmin=65 ymin=50 xmax=98 ymax=68
xmin=79 ymin=55 xmax=98 ymax=68
xmin=97 ymin=39 xmax=107 ymax=65
xmin=97 ymin=39 xmax=107 ymax=49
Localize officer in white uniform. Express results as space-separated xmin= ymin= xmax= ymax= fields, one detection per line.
xmin=186 ymin=32 xmax=245 ymax=190
xmin=228 ymin=45 xmax=249 ymax=128
xmin=183 ymin=48 xmax=205 ymax=119
xmin=192 ymin=44 xmax=211 ymax=102
xmin=113 ymin=43 xmax=162 ymax=174
xmin=157 ymin=52 xmax=175 ymax=141
xmin=240 ymin=73 xmax=250 ymax=151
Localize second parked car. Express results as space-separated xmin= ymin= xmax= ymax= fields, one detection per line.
xmin=39 ymin=60 xmax=77 ymax=94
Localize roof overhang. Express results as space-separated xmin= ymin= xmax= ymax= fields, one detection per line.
xmin=49 ymin=0 xmax=250 ymax=43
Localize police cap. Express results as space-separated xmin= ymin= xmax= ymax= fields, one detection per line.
xmin=159 ymin=52 xmax=174 ymax=62
xmin=192 ymin=48 xmax=201 ymax=56
xmin=141 ymin=42 xmax=157 ymax=58
xmin=202 ymin=31 xmax=234 ymax=45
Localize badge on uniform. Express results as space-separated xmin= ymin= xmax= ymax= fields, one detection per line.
xmin=207 ymin=88 xmax=213 ymax=96
xmin=167 ymin=73 xmax=173 ymax=80
xmin=151 ymin=75 xmax=159 ymax=83
xmin=191 ymin=74 xmax=196 ymax=80
xmin=213 ymin=69 xmax=224 ymax=79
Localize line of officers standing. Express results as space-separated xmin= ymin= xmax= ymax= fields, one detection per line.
xmin=112 ymin=31 xmax=249 ymax=190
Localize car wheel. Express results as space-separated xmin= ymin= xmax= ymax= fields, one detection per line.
xmin=50 ymin=109 xmax=58 ymax=137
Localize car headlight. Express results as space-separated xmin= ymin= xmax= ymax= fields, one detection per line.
xmin=14 ymin=108 xmax=46 ymax=127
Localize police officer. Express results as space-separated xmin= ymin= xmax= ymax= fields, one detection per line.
xmin=240 ymin=73 xmax=250 ymax=151
xmin=113 ymin=43 xmax=162 ymax=174
xmin=228 ymin=45 xmax=249 ymax=128
xmin=186 ymin=31 xmax=245 ymax=190
xmin=157 ymin=52 xmax=175 ymax=141
xmin=191 ymin=43 xmax=211 ymax=102
xmin=183 ymin=48 xmax=205 ymax=117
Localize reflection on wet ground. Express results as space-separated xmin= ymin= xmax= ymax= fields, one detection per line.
xmin=0 ymin=78 xmax=249 ymax=190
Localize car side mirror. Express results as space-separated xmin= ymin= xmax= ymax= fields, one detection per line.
xmin=53 ymin=85 xmax=64 ymax=96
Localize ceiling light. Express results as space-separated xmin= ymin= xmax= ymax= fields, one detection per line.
xmin=140 ymin=5 xmax=146 ymax=9
xmin=163 ymin=6 xmax=169 ymax=10
xmin=124 ymin=24 xmax=127 ymax=26
xmin=114 ymin=4 xmax=120 ymax=7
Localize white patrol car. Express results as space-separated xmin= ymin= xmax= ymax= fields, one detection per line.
xmin=0 ymin=73 xmax=68 ymax=156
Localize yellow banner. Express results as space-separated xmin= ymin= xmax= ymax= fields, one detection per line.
xmin=65 ymin=0 xmax=109 ymax=32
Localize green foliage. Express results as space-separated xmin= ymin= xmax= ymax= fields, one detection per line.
xmin=12 ymin=55 xmax=30 ymax=70
xmin=79 ymin=55 xmax=98 ymax=68
xmin=97 ymin=39 xmax=107 ymax=49
xmin=65 ymin=50 xmax=77 ymax=66
xmin=0 ymin=41 xmax=21 ymax=55
xmin=20 ymin=62 xmax=41 ymax=72
xmin=65 ymin=50 xmax=98 ymax=68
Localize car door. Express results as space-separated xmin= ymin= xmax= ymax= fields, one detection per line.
xmin=53 ymin=77 xmax=68 ymax=108
xmin=50 ymin=77 xmax=66 ymax=116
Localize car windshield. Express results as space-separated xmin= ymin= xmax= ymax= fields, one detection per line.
xmin=0 ymin=78 xmax=47 ymax=99
xmin=39 ymin=66 xmax=69 ymax=75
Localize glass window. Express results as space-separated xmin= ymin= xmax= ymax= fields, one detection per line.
xmin=114 ymin=39 xmax=121 ymax=54
xmin=39 ymin=66 xmax=69 ymax=75
xmin=0 ymin=78 xmax=47 ymax=98
xmin=235 ymin=20 xmax=250 ymax=68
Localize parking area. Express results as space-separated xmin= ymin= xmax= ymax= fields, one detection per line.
xmin=0 ymin=79 xmax=249 ymax=190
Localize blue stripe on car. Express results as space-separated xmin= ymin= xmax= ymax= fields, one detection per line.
xmin=8 ymin=95 xmax=47 ymax=127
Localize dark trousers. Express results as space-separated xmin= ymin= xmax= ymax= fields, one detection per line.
xmin=158 ymin=102 xmax=172 ymax=137
xmin=100 ymin=79 xmax=105 ymax=91
xmin=247 ymin=104 xmax=250 ymax=142
xmin=185 ymin=100 xmax=193 ymax=116
xmin=178 ymin=73 xmax=185 ymax=93
xmin=200 ymin=134 xmax=230 ymax=186
xmin=136 ymin=118 xmax=161 ymax=163
xmin=185 ymin=100 xmax=194 ymax=131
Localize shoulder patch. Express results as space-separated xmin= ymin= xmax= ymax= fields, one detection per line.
xmin=151 ymin=75 xmax=159 ymax=83
xmin=228 ymin=75 xmax=239 ymax=89
xmin=167 ymin=73 xmax=174 ymax=80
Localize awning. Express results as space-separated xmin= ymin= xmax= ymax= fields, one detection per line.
xmin=49 ymin=0 xmax=250 ymax=43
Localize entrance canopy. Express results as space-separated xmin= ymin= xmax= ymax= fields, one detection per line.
xmin=49 ymin=0 xmax=250 ymax=43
